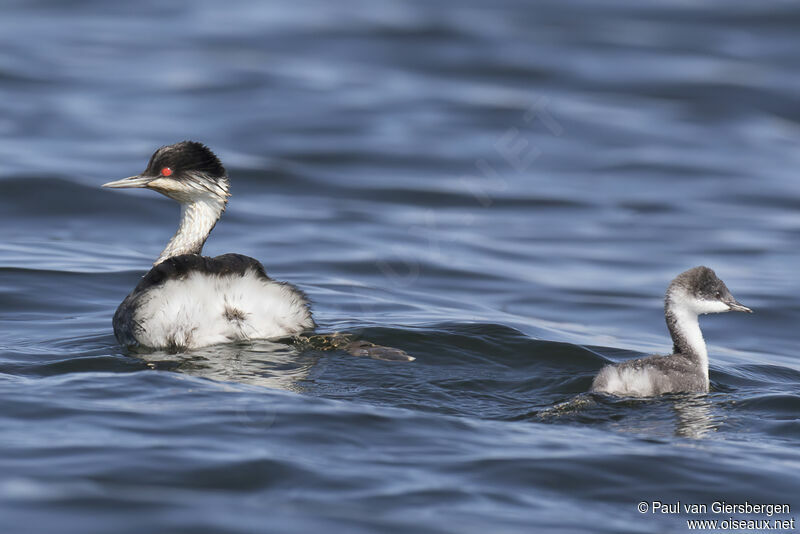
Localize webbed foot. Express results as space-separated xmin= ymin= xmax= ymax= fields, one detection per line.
xmin=293 ymin=333 xmax=415 ymax=362
xmin=343 ymin=340 xmax=415 ymax=362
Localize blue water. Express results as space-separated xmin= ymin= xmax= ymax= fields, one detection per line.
xmin=1 ymin=1 xmax=799 ymax=532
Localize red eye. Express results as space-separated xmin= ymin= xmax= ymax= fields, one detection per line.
xmin=160 ymin=167 xmax=173 ymax=177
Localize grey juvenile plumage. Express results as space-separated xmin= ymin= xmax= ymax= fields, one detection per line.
xmin=591 ymin=266 xmax=752 ymax=397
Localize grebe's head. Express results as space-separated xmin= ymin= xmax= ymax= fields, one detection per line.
xmin=103 ymin=141 xmax=230 ymax=205
xmin=666 ymin=266 xmax=752 ymax=316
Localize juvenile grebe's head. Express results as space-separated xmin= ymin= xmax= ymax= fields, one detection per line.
xmin=103 ymin=141 xmax=230 ymax=205
xmin=666 ymin=266 xmax=752 ymax=316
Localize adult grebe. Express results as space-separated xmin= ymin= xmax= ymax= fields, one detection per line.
xmin=591 ymin=266 xmax=751 ymax=397
xmin=104 ymin=141 xmax=412 ymax=360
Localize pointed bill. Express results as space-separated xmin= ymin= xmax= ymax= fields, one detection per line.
xmin=727 ymin=299 xmax=752 ymax=313
xmin=102 ymin=175 xmax=153 ymax=189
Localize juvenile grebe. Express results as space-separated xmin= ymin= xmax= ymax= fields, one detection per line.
xmin=591 ymin=266 xmax=751 ymax=397
xmin=104 ymin=141 xmax=411 ymax=360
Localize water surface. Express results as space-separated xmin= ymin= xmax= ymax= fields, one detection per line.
xmin=1 ymin=1 xmax=799 ymax=532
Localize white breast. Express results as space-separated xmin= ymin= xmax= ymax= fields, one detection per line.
xmin=592 ymin=365 xmax=659 ymax=397
xmin=131 ymin=269 xmax=314 ymax=349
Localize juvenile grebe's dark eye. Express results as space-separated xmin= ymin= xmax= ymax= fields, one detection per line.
xmin=161 ymin=167 xmax=173 ymax=177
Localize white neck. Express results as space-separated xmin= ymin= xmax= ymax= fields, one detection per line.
xmin=155 ymin=196 xmax=226 ymax=265
xmin=665 ymin=291 xmax=708 ymax=378
xmin=671 ymin=308 xmax=707 ymax=365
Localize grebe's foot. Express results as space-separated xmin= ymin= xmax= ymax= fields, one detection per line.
xmin=343 ymin=340 xmax=415 ymax=362
xmin=294 ymin=333 xmax=415 ymax=362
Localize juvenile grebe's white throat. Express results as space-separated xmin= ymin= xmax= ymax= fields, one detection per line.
xmin=664 ymin=288 xmax=711 ymax=376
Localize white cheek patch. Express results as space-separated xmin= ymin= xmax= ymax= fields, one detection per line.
xmin=147 ymin=177 xmax=181 ymax=192
xmin=150 ymin=179 xmax=215 ymax=204
xmin=669 ymin=289 xmax=729 ymax=315
xmin=693 ymin=299 xmax=730 ymax=315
